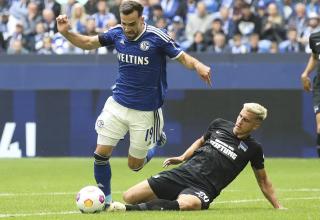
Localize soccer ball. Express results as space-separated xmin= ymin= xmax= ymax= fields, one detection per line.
xmin=76 ymin=186 xmax=105 ymax=213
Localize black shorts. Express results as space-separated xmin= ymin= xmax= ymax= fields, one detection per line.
xmin=313 ymin=75 xmax=320 ymax=114
xmin=147 ymin=175 xmax=213 ymax=210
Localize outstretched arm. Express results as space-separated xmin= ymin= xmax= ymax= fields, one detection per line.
xmin=301 ymin=53 xmax=317 ymax=92
xmin=163 ymin=136 xmax=205 ymax=167
xmin=56 ymin=15 xmax=101 ymax=50
xmin=253 ymin=167 xmax=285 ymax=209
xmin=176 ymin=52 xmax=212 ymax=86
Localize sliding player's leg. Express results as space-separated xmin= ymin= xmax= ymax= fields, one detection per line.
xmin=123 ymin=180 xmax=157 ymax=204
xmin=109 ymin=174 xmax=180 ymax=212
xmin=109 ymin=176 xmax=206 ymax=211
xmin=109 ymin=190 xmax=209 ymax=211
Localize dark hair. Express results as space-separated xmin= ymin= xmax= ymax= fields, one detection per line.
xmin=119 ymin=1 xmax=144 ymax=17
xmin=152 ymin=4 xmax=162 ymax=11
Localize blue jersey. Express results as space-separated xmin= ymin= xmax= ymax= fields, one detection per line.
xmin=98 ymin=24 xmax=183 ymax=111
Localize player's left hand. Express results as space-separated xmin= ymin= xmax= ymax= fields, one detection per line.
xmin=301 ymin=74 xmax=312 ymax=92
xmin=163 ymin=156 xmax=184 ymax=168
xmin=195 ymin=62 xmax=212 ymax=87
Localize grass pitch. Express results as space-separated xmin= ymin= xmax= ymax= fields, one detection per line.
xmin=0 ymin=158 xmax=319 ymax=220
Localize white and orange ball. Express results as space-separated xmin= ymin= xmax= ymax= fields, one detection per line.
xmin=76 ymin=186 xmax=105 ymax=213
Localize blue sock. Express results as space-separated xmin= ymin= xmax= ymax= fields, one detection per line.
xmin=145 ymin=132 xmax=166 ymax=164
xmin=145 ymin=146 xmax=157 ymax=163
xmin=94 ymin=161 xmax=112 ymax=203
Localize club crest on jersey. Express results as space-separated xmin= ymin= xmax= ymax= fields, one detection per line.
xmin=96 ymin=120 xmax=104 ymax=128
xmin=238 ymin=142 xmax=248 ymax=152
xmin=140 ymin=41 xmax=150 ymax=51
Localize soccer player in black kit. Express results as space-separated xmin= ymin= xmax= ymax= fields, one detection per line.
xmin=108 ymin=103 xmax=285 ymax=211
xmin=301 ymin=31 xmax=320 ymax=157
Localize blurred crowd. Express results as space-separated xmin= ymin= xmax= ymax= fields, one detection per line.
xmin=0 ymin=0 xmax=320 ymax=55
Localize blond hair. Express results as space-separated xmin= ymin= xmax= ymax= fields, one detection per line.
xmin=243 ymin=103 xmax=268 ymax=121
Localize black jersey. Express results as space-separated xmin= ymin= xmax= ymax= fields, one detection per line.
xmin=309 ymin=31 xmax=320 ymax=57
xmin=309 ymin=31 xmax=320 ymax=72
xmin=308 ymin=32 xmax=320 ymax=110
xmin=160 ymin=118 xmax=264 ymax=198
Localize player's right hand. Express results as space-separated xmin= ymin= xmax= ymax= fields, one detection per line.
xmin=276 ymin=205 xmax=288 ymax=210
xmin=56 ymin=15 xmax=70 ymax=35
xmin=301 ymin=74 xmax=312 ymax=92
xmin=163 ymin=156 xmax=184 ymax=168
xmin=196 ymin=62 xmax=212 ymax=87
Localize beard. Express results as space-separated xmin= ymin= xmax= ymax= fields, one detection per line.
xmin=125 ymin=31 xmax=138 ymax=40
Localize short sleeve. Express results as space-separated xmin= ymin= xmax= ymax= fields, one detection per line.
xmin=158 ymin=29 xmax=183 ymax=59
xmin=309 ymin=31 xmax=320 ymax=54
xmin=162 ymin=39 xmax=183 ymax=59
xmin=98 ymin=29 xmax=116 ymax=46
xmin=203 ymin=119 xmax=219 ymax=141
xmin=250 ymin=145 xmax=265 ymax=170
xmin=309 ymin=34 xmax=316 ymax=54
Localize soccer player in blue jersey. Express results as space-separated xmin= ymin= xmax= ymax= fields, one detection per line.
xmin=56 ymin=0 xmax=212 ymax=205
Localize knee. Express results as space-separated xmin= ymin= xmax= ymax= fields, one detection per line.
xmin=177 ymin=199 xmax=201 ymax=211
xmin=123 ymin=190 xmax=135 ymax=204
xmin=94 ymin=151 xmax=110 ymax=165
xmin=128 ymin=161 xmax=144 ymax=172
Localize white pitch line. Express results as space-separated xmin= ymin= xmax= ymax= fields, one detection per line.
xmin=278 ymin=188 xmax=320 ymax=192
xmin=216 ymin=198 xmax=267 ymax=204
xmin=0 ymin=192 xmax=74 ymax=197
xmin=1 ymin=196 xmax=320 ymax=218
xmin=1 ymin=188 xmax=320 ymax=197
xmin=0 ymin=191 xmax=122 ymax=197
xmin=0 ymin=211 xmax=79 ymax=218
xmin=225 ymin=188 xmax=320 ymax=192
xmin=215 ymin=196 xmax=320 ymax=204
